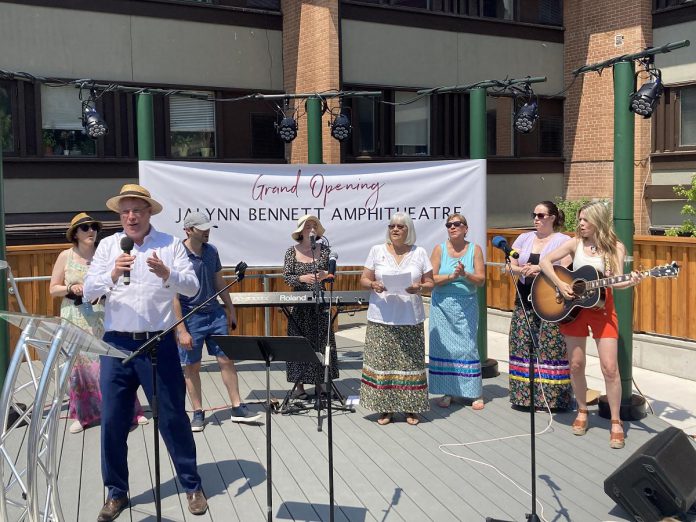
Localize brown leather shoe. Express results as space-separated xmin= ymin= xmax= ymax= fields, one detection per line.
xmin=97 ymin=496 xmax=128 ymax=522
xmin=186 ymin=489 xmax=208 ymax=515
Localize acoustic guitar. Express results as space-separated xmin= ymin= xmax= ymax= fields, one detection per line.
xmin=530 ymin=262 xmax=680 ymax=324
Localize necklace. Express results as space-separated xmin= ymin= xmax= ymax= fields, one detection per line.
xmin=590 ymin=245 xmax=598 ymax=255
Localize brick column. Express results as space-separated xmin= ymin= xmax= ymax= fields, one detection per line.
xmin=282 ymin=0 xmax=341 ymax=164
xmin=563 ymin=1 xmax=653 ymax=234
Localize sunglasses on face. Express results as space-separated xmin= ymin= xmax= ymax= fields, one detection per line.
xmin=531 ymin=213 xmax=549 ymax=220
xmin=445 ymin=221 xmax=465 ymax=229
xmin=388 ymin=224 xmax=406 ymax=230
xmin=78 ymin=223 xmax=100 ymax=233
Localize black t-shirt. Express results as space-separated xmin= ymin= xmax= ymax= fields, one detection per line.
xmin=516 ymin=252 xmax=540 ymax=309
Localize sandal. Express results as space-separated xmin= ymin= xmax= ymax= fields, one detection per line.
xmin=610 ymin=420 xmax=625 ymax=449
xmin=572 ymin=408 xmax=589 ymax=436
xmin=291 ymin=390 xmax=309 ymax=401
xmin=472 ymin=399 xmax=485 ymax=411
xmin=377 ymin=413 xmax=392 ymax=426
xmin=437 ymin=395 xmax=452 ymax=408
xmin=406 ymin=413 xmax=420 ymax=426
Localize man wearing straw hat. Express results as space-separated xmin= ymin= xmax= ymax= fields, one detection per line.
xmin=84 ymin=184 xmax=208 ymax=520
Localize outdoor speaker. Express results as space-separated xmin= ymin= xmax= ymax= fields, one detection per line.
xmin=604 ymin=426 xmax=696 ymax=522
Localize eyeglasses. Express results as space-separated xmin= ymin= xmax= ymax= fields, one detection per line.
xmin=445 ymin=222 xmax=465 ymax=229
xmin=531 ymin=212 xmax=549 ymax=220
xmin=120 ymin=207 xmax=148 ymax=217
xmin=78 ymin=223 xmax=100 ymax=233
xmin=388 ymin=224 xmax=406 ymax=230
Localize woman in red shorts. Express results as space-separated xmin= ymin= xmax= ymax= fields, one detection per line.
xmin=539 ymin=202 xmax=642 ymax=449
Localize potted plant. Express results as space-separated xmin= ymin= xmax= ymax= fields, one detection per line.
xmin=42 ymin=130 xmax=57 ymax=155
xmin=172 ymin=133 xmax=194 ymax=157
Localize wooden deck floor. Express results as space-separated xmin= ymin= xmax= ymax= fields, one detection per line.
xmin=8 ymin=331 xmax=696 ymax=522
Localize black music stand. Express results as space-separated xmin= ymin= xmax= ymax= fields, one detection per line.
xmin=211 ymin=335 xmax=320 ymax=522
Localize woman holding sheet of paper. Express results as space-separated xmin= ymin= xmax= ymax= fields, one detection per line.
xmin=428 ymin=213 xmax=486 ymax=410
xmin=359 ymin=212 xmax=434 ymax=426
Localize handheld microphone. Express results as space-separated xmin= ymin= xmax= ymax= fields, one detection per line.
xmin=120 ymin=236 xmax=134 ymax=285
xmin=309 ymin=231 xmax=317 ymax=250
xmin=491 ymin=236 xmax=519 ymax=259
xmin=326 ymin=252 xmax=338 ymax=281
xmin=235 ymin=261 xmax=248 ymax=282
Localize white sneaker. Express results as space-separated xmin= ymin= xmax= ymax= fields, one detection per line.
xmin=69 ymin=420 xmax=84 ymax=434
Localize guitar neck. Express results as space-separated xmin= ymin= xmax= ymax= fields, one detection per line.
xmin=586 ymin=270 xmax=647 ymax=290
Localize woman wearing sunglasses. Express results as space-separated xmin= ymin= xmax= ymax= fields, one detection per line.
xmin=429 ymin=214 xmax=486 ymax=409
xmin=359 ymin=212 xmax=434 ymax=426
xmin=540 ymin=202 xmax=642 ymax=449
xmin=50 ymin=213 xmax=147 ymax=434
xmin=507 ymin=201 xmax=572 ymax=412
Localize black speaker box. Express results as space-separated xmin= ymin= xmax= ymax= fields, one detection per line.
xmin=604 ymin=426 xmax=696 ymax=522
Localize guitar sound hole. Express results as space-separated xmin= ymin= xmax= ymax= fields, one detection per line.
xmin=572 ymin=280 xmax=586 ymax=296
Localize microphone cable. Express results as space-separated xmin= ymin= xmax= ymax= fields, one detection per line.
xmin=437 ymin=355 xmax=555 ymax=522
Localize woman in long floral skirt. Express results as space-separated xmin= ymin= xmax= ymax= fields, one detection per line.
xmin=359 ymin=213 xmax=434 ymax=426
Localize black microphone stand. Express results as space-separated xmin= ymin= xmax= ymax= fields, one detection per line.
xmin=309 ymin=239 xmax=324 ymax=427
xmin=323 ymin=271 xmax=336 ymax=522
xmin=486 ymin=254 xmax=541 ymax=522
xmin=121 ymin=261 xmax=248 ymax=522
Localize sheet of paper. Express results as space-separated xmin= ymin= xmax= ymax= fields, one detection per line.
xmin=382 ymin=272 xmax=413 ymax=295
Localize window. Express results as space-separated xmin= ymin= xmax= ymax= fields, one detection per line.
xmin=514 ymin=97 xmax=563 ymax=157
xmin=41 ymin=85 xmax=96 ymax=156
xmin=250 ymin=113 xmax=284 ymax=158
xmin=169 ymin=93 xmax=215 ymax=158
xmin=653 ymin=84 xmax=696 ymax=153
xmin=394 ymin=91 xmax=430 ymax=156
xmin=654 ymin=0 xmax=696 ymax=10
xmin=482 ymin=0 xmax=514 ymax=20
xmin=680 ymin=86 xmax=696 ymax=146
xmin=487 ymin=96 xmax=514 ymax=156
xmin=0 ymin=83 xmax=14 ymax=154
xmin=354 ymin=97 xmax=377 ymax=154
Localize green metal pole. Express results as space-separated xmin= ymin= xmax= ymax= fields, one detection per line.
xmin=612 ymin=61 xmax=636 ymax=408
xmin=306 ymin=97 xmax=323 ymax=164
xmin=0 ymin=139 xmax=8 ymax=389
xmin=469 ymin=87 xmax=497 ymax=378
xmin=137 ymin=93 xmax=155 ymax=161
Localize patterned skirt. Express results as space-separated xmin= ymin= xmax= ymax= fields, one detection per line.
xmin=508 ymin=302 xmax=571 ymax=409
xmin=286 ymin=305 xmax=338 ymax=385
xmin=428 ymin=291 xmax=482 ymax=399
xmin=360 ymin=321 xmax=429 ymax=414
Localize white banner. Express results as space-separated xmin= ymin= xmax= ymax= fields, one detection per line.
xmin=140 ymin=160 xmax=487 ymax=267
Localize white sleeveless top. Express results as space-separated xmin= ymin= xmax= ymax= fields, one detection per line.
xmin=573 ymin=240 xmax=605 ymax=273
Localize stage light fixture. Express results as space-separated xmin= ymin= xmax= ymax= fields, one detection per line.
xmin=82 ymin=105 xmax=108 ymax=138
xmin=630 ymin=71 xmax=663 ymax=118
xmin=514 ymin=99 xmax=538 ymax=134
xmin=275 ymin=115 xmax=298 ymax=143
xmin=329 ymin=112 xmax=352 ymax=142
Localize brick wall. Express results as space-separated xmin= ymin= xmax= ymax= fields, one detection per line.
xmin=564 ymin=0 xmax=653 ymax=233
xmin=282 ymin=0 xmax=341 ymax=164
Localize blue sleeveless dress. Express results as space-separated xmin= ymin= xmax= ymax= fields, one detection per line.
xmin=428 ymin=242 xmax=482 ymax=399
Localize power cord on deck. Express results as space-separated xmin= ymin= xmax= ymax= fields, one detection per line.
xmin=438 ymin=356 xmax=554 ymax=522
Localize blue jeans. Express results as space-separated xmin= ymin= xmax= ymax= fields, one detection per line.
xmin=178 ymin=306 xmax=228 ymax=365
xmin=100 ymin=331 xmax=201 ymax=499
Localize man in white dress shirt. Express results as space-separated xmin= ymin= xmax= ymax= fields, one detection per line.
xmin=84 ymin=184 xmax=207 ymax=521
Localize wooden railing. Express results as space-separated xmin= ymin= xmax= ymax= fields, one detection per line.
xmin=3 ymin=232 xmax=695 ymax=359
xmin=485 ymin=229 xmax=696 ymax=340
xmin=2 ymin=244 xmax=364 ymax=355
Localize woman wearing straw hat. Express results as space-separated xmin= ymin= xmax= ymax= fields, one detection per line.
xmin=49 ymin=213 xmax=148 ymax=434
xmin=283 ymin=214 xmax=337 ymax=399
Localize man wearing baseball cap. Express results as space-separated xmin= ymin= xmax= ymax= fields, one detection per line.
xmin=174 ymin=211 xmax=261 ymax=432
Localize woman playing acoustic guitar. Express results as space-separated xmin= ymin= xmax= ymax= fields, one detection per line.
xmin=539 ymin=201 xmax=642 ymax=449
